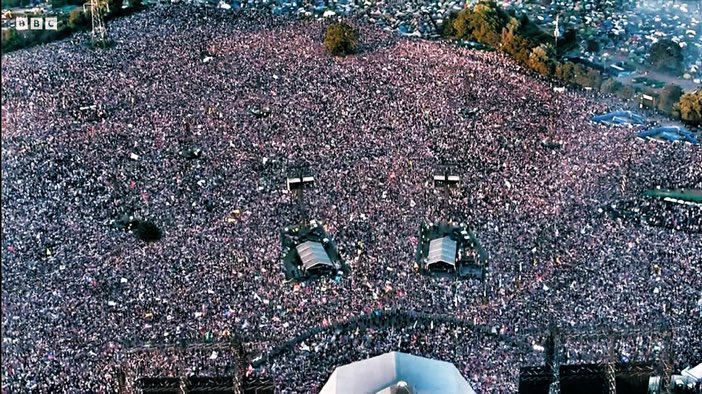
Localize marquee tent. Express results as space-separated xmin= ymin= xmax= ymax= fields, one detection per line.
xmin=426 ymin=236 xmax=457 ymax=268
xmin=295 ymin=241 xmax=334 ymax=272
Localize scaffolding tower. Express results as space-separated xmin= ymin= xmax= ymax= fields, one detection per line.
xmin=83 ymin=0 xmax=110 ymax=47
xmin=534 ymin=321 xmax=674 ymax=394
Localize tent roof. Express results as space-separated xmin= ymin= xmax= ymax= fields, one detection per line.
xmin=426 ymin=236 xmax=457 ymax=267
xmin=682 ymin=363 xmax=702 ymax=381
xmin=296 ymin=241 xmax=334 ymax=272
xmin=320 ymin=352 xmax=475 ymax=394
xmin=592 ymin=110 xmax=646 ymax=125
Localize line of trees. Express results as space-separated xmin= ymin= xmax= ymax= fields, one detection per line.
xmin=443 ymin=1 xmax=701 ymax=126
xmin=1 ymin=0 xmax=143 ymax=53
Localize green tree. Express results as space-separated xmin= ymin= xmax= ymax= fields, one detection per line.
xmin=616 ymin=85 xmax=636 ymax=100
xmin=442 ymin=11 xmax=459 ymax=38
xmin=527 ymin=43 xmax=555 ymax=76
xmin=585 ymin=38 xmax=599 ymax=53
xmin=68 ymin=8 xmax=89 ymax=28
xmin=600 ymin=78 xmax=623 ymax=95
xmin=570 ymin=64 xmax=602 ymax=89
xmin=1 ymin=29 xmax=25 ymax=53
xmin=677 ymin=90 xmax=702 ymax=126
xmin=649 ymin=39 xmax=683 ymax=74
xmin=324 ymin=22 xmax=359 ymax=57
xmin=586 ymin=68 xmax=603 ymax=90
xmin=452 ymin=9 xmax=474 ymax=40
xmin=107 ymin=0 xmax=123 ymax=16
xmin=501 ymin=17 xmax=534 ymax=64
xmin=468 ymin=1 xmax=509 ymax=47
xmin=657 ymin=84 xmax=683 ymax=115
xmin=1 ymin=0 xmax=30 ymax=7
xmin=50 ymin=0 xmax=67 ymax=8
xmin=555 ymin=61 xmax=577 ymax=82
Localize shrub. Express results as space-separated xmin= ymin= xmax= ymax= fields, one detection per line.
xmin=600 ymin=78 xmax=623 ymax=95
xmin=68 ymin=8 xmax=89 ymax=28
xmin=657 ymin=84 xmax=683 ymax=115
xmin=678 ymin=90 xmax=702 ymax=126
xmin=616 ymin=85 xmax=636 ymax=100
xmin=441 ymin=11 xmax=459 ymax=38
xmin=555 ymin=62 xmax=577 ymax=82
xmin=452 ymin=9 xmax=473 ymax=40
xmin=527 ymin=44 xmax=555 ymax=76
xmin=649 ymin=39 xmax=684 ymax=74
xmin=324 ymin=22 xmax=358 ymax=57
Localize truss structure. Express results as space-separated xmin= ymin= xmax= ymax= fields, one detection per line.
xmin=119 ymin=340 xmax=246 ymax=394
xmin=536 ymin=320 xmax=673 ymax=394
xmin=83 ymin=0 xmax=109 ymax=46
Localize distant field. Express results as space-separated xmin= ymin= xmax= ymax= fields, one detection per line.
xmin=644 ymin=189 xmax=702 ymax=203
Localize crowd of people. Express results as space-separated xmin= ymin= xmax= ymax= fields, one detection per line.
xmin=1 ymin=4 xmax=701 ymax=393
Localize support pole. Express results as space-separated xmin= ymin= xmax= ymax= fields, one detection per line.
xmin=606 ymin=331 xmax=617 ymax=394
xmin=547 ymin=324 xmax=561 ymax=394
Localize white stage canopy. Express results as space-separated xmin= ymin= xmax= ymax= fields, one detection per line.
xmin=320 ymin=351 xmax=475 ymax=394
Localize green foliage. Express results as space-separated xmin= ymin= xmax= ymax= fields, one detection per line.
xmin=1 ymin=27 xmax=73 ymax=54
xmin=324 ymin=22 xmax=359 ymax=57
xmin=649 ymin=39 xmax=684 ymax=74
xmin=571 ymin=65 xmax=602 ymax=90
xmin=1 ymin=29 xmax=26 ymax=53
xmin=107 ymin=0 xmax=123 ymax=16
xmin=586 ymin=38 xmax=600 ymax=53
xmin=452 ymin=9 xmax=474 ymax=40
xmin=468 ymin=1 xmax=509 ymax=47
xmin=555 ymin=61 xmax=576 ymax=82
xmin=677 ymin=90 xmax=701 ymax=126
xmin=600 ymin=78 xmax=623 ymax=94
xmin=616 ymin=85 xmax=635 ymax=100
xmin=1 ymin=0 xmax=31 ymax=7
xmin=527 ymin=43 xmax=555 ymax=76
xmin=441 ymin=11 xmax=459 ymax=38
xmin=500 ymin=17 xmax=533 ymax=64
xmin=68 ymin=8 xmax=89 ymax=28
xmin=657 ymin=84 xmax=683 ymax=115
xmin=557 ymin=28 xmax=578 ymax=53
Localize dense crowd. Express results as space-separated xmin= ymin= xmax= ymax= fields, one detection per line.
xmin=1 ymin=4 xmax=701 ymax=393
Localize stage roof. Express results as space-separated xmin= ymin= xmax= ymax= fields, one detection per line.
xmin=427 ymin=237 xmax=457 ymax=267
xmin=296 ymin=241 xmax=334 ymax=272
xmin=320 ymin=352 xmax=475 ymax=394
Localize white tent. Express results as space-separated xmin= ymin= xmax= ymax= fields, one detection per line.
xmin=320 ymin=351 xmax=475 ymax=394
xmin=426 ymin=237 xmax=457 ymax=268
xmin=295 ymin=241 xmax=334 ymax=272
xmin=682 ymin=363 xmax=702 ymax=382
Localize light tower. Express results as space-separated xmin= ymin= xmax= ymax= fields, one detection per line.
xmin=83 ymin=0 xmax=110 ymax=47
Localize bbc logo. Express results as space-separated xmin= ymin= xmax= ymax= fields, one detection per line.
xmin=15 ymin=17 xmax=58 ymax=31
